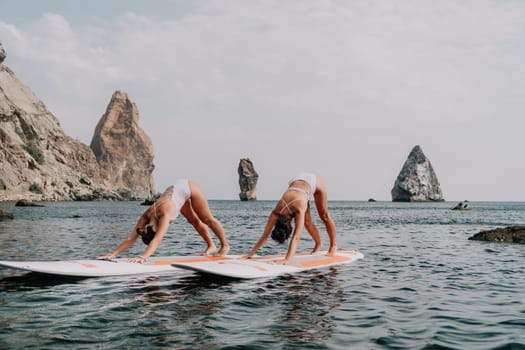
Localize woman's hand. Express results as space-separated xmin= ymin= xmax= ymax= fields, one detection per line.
xmin=128 ymin=256 xmax=147 ymax=264
xmin=98 ymin=253 xmax=117 ymax=260
xmin=274 ymin=259 xmax=289 ymax=265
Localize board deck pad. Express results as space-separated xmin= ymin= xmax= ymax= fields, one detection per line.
xmin=0 ymin=255 xmax=239 ymax=277
xmin=172 ymin=250 xmax=364 ymax=279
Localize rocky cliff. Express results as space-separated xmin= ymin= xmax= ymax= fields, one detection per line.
xmin=0 ymin=41 xmax=155 ymax=201
xmin=0 ymin=41 xmax=117 ymax=201
xmin=0 ymin=43 xmax=5 ymax=63
xmin=90 ymin=91 xmax=155 ymax=200
xmin=391 ymin=145 xmax=444 ymax=202
xmin=238 ymin=158 xmax=258 ymax=201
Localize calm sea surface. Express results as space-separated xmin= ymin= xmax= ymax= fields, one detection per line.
xmin=0 ymin=201 xmax=524 ymax=349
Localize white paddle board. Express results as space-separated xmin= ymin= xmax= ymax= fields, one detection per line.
xmin=0 ymin=255 xmax=238 ymax=277
xmin=172 ymin=250 xmax=364 ymax=279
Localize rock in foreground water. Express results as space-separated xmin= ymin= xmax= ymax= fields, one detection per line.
xmin=469 ymin=226 xmax=525 ymax=244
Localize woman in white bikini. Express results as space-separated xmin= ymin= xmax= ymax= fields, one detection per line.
xmin=99 ymin=179 xmax=229 ymax=263
xmin=245 ymin=173 xmax=337 ymax=265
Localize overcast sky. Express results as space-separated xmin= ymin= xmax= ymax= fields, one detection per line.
xmin=1 ymin=0 xmax=524 ymax=201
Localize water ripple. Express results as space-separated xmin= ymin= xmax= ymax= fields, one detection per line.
xmin=1 ymin=201 xmax=525 ymax=349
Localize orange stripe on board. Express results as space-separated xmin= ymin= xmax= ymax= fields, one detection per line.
xmin=79 ymin=263 xmax=98 ymax=268
xmin=300 ymin=255 xmax=349 ymax=268
xmin=154 ymin=256 xmax=231 ymax=265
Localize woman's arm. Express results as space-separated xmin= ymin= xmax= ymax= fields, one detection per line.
xmin=128 ymin=214 xmax=171 ymax=263
xmin=128 ymin=201 xmax=176 ymax=263
xmin=98 ymin=214 xmax=148 ymax=259
xmin=246 ymin=211 xmax=279 ymax=258
xmin=282 ymin=209 xmax=306 ymax=264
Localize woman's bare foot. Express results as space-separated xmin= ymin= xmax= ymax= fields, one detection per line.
xmin=327 ymin=244 xmax=337 ymax=256
xmin=215 ymin=244 xmax=230 ymax=256
xmin=202 ymin=244 xmax=218 ymax=256
xmin=310 ymin=242 xmax=322 ymax=254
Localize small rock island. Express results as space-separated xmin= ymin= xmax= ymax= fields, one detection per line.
xmin=238 ymin=158 xmax=258 ymax=201
xmin=391 ymin=145 xmax=444 ymax=202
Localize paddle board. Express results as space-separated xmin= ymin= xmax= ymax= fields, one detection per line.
xmin=0 ymin=255 xmax=238 ymax=277
xmin=172 ymin=250 xmax=364 ymax=279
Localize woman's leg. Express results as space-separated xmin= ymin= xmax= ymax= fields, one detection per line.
xmin=304 ymin=203 xmax=322 ymax=253
xmin=180 ymin=200 xmax=217 ymax=255
xmin=313 ymin=176 xmax=337 ymax=255
xmin=187 ymin=181 xmax=230 ymax=256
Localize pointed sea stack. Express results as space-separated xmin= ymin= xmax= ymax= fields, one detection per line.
xmin=391 ymin=145 xmax=444 ymax=202
xmin=90 ymin=91 xmax=155 ymax=200
xmin=238 ymin=158 xmax=258 ymax=201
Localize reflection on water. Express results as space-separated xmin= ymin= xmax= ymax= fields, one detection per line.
xmin=269 ymin=269 xmax=343 ymax=346
xmin=134 ymin=273 xmax=232 ymax=308
xmin=0 ymin=273 xmax=87 ymax=292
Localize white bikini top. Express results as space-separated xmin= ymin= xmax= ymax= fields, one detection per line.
xmin=279 ymin=187 xmax=309 ymax=215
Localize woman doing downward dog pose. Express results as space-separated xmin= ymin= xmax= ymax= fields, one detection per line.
xmin=245 ymin=173 xmax=337 ymax=265
xmin=99 ymin=179 xmax=229 ymax=263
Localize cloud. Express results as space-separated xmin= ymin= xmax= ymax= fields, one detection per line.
xmin=1 ymin=0 xmax=525 ymax=200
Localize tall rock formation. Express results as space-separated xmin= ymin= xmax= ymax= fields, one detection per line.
xmin=238 ymin=158 xmax=258 ymax=201
xmin=391 ymin=145 xmax=444 ymax=202
xmin=0 ymin=41 xmax=117 ymax=201
xmin=90 ymin=91 xmax=155 ymax=200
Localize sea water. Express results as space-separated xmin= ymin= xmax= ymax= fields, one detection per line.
xmin=0 ymin=201 xmax=524 ymax=349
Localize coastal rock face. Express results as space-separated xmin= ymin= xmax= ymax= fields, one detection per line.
xmin=0 ymin=42 xmax=154 ymax=202
xmin=238 ymin=158 xmax=258 ymax=201
xmin=0 ymin=42 xmax=5 ymax=63
xmin=469 ymin=226 xmax=525 ymax=244
xmin=391 ymin=145 xmax=444 ymax=202
xmin=90 ymin=91 xmax=155 ymax=200
xmin=0 ymin=42 xmax=118 ymax=201
xmin=0 ymin=208 xmax=14 ymax=220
